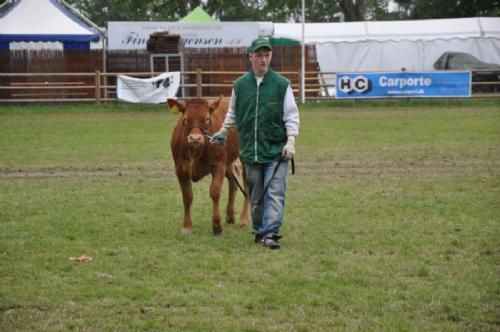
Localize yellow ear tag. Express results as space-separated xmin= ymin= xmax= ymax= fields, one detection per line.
xmin=169 ymin=104 xmax=180 ymax=114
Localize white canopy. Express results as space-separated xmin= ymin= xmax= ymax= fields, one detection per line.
xmin=0 ymin=0 xmax=100 ymax=49
xmin=273 ymin=17 xmax=500 ymax=82
xmin=274 ymin=17 xmax=500 ymax=43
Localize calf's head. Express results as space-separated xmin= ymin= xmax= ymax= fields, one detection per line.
xmin=168 ymin=97 xmax=222 ymax=148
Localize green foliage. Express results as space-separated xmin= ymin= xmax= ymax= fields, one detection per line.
xmin=261 ymin=0 xmax=344 ymax=23
xmin=66 ymin=0 xmax=500 ymax=25
xmin=67 ymin=0 xmax=205 ymax=26
xmin=394 ymin=0 xmax=500 ymax=19
xmin=206 ymin=0 xmax=265 ymax=22
xmin=1 ymin=101 xmax=499 ymax=331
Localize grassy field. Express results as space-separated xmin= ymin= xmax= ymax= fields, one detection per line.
xmin=0 ymin=100 xmax=499 ymax=331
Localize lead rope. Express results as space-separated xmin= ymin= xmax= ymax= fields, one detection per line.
xmin=231 ymin=157 xmax=295 ymax=205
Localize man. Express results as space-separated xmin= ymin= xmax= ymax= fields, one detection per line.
xmin=210 ymin=37 xmax=300 ymax=250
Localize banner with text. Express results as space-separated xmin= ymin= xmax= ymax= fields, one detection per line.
xmin=117 ymin=72 xmax=180 ymax=104
xmin=108 ymin=22 xmax=260 ymax=50
xmin=335 ymin=71 xmax=471 ymax=99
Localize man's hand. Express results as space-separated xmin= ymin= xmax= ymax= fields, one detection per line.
xmin=210 ymin=127 xmax=229 ymax=145
xmin=281 ymin=136 xmax=296 ymax=160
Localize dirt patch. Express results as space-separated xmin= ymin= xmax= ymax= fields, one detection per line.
xmin=1 ymin=158 xmax=498 ymax=181
xmin=297 ymin=159 xmax=500 ymax=178
xmin=0 ymin=165 xmax=174 ymax=180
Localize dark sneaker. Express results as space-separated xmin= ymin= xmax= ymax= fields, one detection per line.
xmin=270 ymin=233 xmax=282 ymax=241
xmin=260 ymin=236 xmax=280 ymax=250
xmin=254 ymin=233 xmax=263 ymax=243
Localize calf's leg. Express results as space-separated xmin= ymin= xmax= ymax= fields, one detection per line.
xmin=210 ymin=167 xmax=225 ymax=235
xmin=177 ymin=175 xmax=194 ymax=234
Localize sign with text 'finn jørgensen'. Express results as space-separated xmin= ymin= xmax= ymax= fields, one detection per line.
xmin=335 ymin=71 xmax=471 ymax=99
xmin=107 ymin=22 xmax=260 ymax=50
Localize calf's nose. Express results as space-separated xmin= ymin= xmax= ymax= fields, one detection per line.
xmin=188 ymin=134 xmax=204 ymax=144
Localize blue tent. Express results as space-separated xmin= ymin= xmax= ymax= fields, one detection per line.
xmin=0 ymin=0 xmax=100 ymax=50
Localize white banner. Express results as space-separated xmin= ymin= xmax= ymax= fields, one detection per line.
xmin=107 ymin=22 xmax=260 ymax=50
xmin=117 ymin=72 xmax=180 ymax=104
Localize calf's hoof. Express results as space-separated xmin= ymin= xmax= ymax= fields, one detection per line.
xmin=239 ymin=217 xmax=249 ymax=228
xmin=212 ymin=225 xmax=223 ymax=235
xmin=226 ymin=216 xmax=235 ymax=224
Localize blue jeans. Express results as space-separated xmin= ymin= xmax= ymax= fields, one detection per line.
xmin=244 ymin=160 xmax=288 ymax=235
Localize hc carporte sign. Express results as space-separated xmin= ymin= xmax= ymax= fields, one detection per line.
xmin=336 ymin=71 xmax=471 ymax=99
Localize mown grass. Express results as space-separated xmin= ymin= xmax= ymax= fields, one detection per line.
xmin=1 ymin=100 xmax=499 ymax=331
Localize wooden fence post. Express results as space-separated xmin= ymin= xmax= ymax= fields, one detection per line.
xmin=196 ymin=68 xmax=202 ymax=97
xmin=95 ymin=70 xmax=101 ymax=104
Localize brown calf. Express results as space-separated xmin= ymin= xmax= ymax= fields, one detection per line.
xmin=168 ymin=97 xmax=249 ymax=235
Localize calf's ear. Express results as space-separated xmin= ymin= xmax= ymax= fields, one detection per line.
xmin=167 ymin=98 xmax=185 ymax=114
xmin=209 ymin=95 xmax=223 ymax=115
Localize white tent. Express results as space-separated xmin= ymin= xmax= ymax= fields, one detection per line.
xmin=274 ymin=17 xmax=500 ymax=72
xmin=0 ymin=0 xmax=101 ymax=50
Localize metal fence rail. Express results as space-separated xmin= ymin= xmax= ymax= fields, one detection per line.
xmin=1 ymin=70 xmax=499 ymax=103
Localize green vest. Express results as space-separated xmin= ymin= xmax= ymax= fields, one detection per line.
xmin=234 ymin=69 xmax=289 ymax=164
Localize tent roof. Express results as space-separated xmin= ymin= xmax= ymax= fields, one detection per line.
xmin=0 ymin=0 xmax=100 ymax=42
xmin=274 ymin=17 xmax=500 ymax=44
xmin=179 ymin=6 xmax=215 ymax=23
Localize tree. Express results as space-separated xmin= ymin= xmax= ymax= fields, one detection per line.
xmin=205 ymin=0 xmax=264 ymax=21
xmin=365 ymin=0 xmax=401 ymax=20
xmin=66 ymin=0 xmax=204 ymax=26
xmin=67 ymin=0 xmax=152 ymax=26
xmin=336 ymin=0 xmax=364 ymax=21
xmin=67 ymin=0 xmax=374 ymax=24
xmin=263 ymin=0 xmax=392 ymax=23
xmin=393 ymin=0 xmax=500 ymax=19
xmin=66 ymin=0 xmax=499 ymax=26
xmin=263 ymin=0 xmax=343 ymax=23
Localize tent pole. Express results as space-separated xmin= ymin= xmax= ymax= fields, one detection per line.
xmin=59 ymin=0 xmax=107 ymax=98
xmin=102 ymin=33 xmax=107 ymax=101
xmin=300 ymin=0 xmax=305 ymax=104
